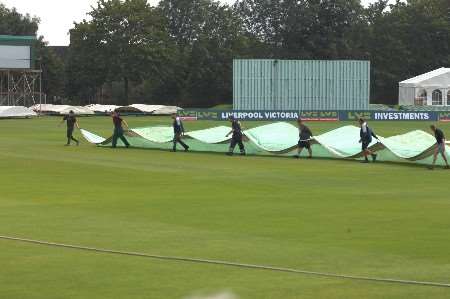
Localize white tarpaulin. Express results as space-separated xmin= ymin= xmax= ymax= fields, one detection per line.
xmin=116 ymin=104 xmax=165 ymax=113
xmin=30 ymin=104 xmax=68 ymax=113
xmin=59 ymin=106 xmax=94 ymax=115
xmin=31 ymin=104 xmax=94 ymax=115
xmin=152 ymin=106 xmax=181 ymax=115
xmin=32 ymin=103 xmax=181 ymax=115
xmin=0 ymin=106 xmax=36 ymax=118
xmin=85 ymin=104 xmax=122 ymax=113
xmin=80 ymin=129 xmax=106 ymax=144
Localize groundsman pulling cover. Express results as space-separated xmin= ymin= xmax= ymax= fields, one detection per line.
xmin=81 ymin=122 xmax=450 ymax=166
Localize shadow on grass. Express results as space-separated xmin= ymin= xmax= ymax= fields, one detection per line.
xmin=91 ymin=145 xmax=443 ymax=170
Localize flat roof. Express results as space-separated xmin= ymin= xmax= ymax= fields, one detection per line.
xmin=0 ymin=35 xmax=37 ymax=42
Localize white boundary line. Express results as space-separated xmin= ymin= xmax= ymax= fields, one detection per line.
xmin=1 ymin=235 xmax=450 ymax=288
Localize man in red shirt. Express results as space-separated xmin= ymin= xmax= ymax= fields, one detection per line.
xmin=111 ymin=111 xmax=130 ymax=148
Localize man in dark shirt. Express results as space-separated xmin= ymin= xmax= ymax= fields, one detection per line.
xmin=111 ymin=111 xmax=130 ymax=148
xmin=59 ymin=110 xmax=80 ymax=146
xmin=172 ymin=113 xmax=189 ymax=152
xmin=226 ymin=115 xmax=245 ymax=156
xmin=295 ymin=118 xmax=313 ymax=158
xmin=429 ymin=125 xmax=449 ymax=170
xmin=359 ymin=118 xmax=379 ymax=163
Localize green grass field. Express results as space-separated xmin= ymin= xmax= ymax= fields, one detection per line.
xmin=0 ymin=116 xmax=449 ymax=299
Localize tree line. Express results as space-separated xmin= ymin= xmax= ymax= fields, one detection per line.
xmin=1 ymin=0 xmax=449 ymax=107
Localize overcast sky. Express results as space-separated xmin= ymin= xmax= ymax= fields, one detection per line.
xmin=2 ymin=0 xmax=387 ymax=46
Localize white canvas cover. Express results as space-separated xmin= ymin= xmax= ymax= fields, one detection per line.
xmin=152 ymin=106 xmax=181 ymax=115
xmin=85 ymin=104 xmax=122 ymax=113
xmin=31 ymin=104 xmax=94 ymax=115
xmin=59 ymin=106 xmax=94 ymax=115
xmin=117 ymin=104 xmax=165 ymax=113
xmin=80 ymin=129 xmax=106 ymax=144
xmin=0 ymin=106 xmax=36 ymax=118
xmin=398 ymin=87 xmax=416 ymax=105
xmin=31 ymin=104 xmax=70 ymax=113
xmin=84 ymin=104 xmax=182 ymax=114
xmin=31 ymin=104 xmax=56 ymax=112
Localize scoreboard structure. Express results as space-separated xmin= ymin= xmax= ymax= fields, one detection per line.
xmin=0 ymin=35 xmax=42 ymax=106
xmin=0 ymin=35 xmax=35 ymax=69
xmin=233 ymin=59 xmax=370 ymax=111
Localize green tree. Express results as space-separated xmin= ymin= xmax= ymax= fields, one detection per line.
xmin=35 ymin=42 xmax=66 ymax=102
xmin=234 ymin=0 xmax=366 ymax=59
xmin=0 ymin=3 xmax=39 ymax=35
xmin=159 ymin=0 xmax=249 ymax=106
xmin=68 ymin=0 xmax=170 ymax=105
xmin=65 ymin=22 xmax=109 ymax=104
xmin=90 ymin=0 xmax=169 ymax=105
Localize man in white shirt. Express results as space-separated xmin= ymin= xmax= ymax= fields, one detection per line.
xmin=172 ymin=114 xmax=189 ymax=152
xmin=359 ymin=118 xmax=379 ymax=163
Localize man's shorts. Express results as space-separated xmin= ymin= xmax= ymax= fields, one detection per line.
xmin=437 ymin=142 xmax=446 ymax=154
xmin=173 ymin=132 xmax=182 ymax=141
xmin=232 ymin=132 xmax=243 ymax=142
xmin=362 ymin=140 xmax=371 ymax=151
xmin=298 ymin=141 xmax=311 ymax=149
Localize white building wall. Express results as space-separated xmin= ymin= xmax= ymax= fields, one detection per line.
xmin=444 ymin=88 xmax=450 ymax=106
xmin=424 ymin=88 xmax=450 ymax=106
xmin=398 ymin=87 xmax=415 ymax=105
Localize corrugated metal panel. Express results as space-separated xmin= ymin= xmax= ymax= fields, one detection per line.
xmin=233 ymin=59 xmax=370 ymax=110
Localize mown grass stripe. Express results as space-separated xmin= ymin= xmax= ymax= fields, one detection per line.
xmin=1 ymin=235 xmax=449 ymax=289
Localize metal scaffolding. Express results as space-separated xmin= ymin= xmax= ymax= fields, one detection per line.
xmin=0 ymin=69 xmax=43 ymax=107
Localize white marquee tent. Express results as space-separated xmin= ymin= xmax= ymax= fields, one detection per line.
xmin=399 ymin=68 xmax=450 ymax=106
xmin=0 ymin=106 xmax=36 ymax=118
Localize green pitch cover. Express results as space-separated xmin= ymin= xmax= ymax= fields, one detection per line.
xmin=80 ymin=123 xmax=449 ymax=166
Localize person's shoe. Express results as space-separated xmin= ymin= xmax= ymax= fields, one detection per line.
xmin=184 ymin=146 xmax=189 ymax=152
xmin=125 ymin=145 xmax=130 ymax=148
xmin=371 ymin=153 xmax=377 ymax=162
xmin=240 ymin=152 xmax=246 ymax=156
xmin=293 ymin=155 xmax=300 ymax=159
xmin=307 ymin=156 xmax=312 ymax=159
xmin=64 ymin=143 xmax=70 ymax=146
xmin=226 ymin=152 xmax=233 ymax=156
xmin=444 ymin=165 xmax=450 ymax=170
xmin=360 ymin=160 xmax=369 ymax=163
